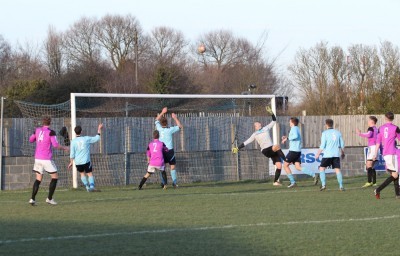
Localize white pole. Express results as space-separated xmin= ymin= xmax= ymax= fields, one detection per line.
xmin=0 ymin=97 xmax=4 ymax=190
xmin=70 ymin=93 xmax=78 ymax=189
xmin=271 ymin=96 xmax=278 ymax=144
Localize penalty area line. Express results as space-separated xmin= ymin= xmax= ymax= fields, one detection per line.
xmin=0 ymin=215 xmax=398 ymax=245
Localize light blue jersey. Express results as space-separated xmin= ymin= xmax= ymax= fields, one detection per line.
xmin=155 ymin=120 xmax=180 ymax=149
xmin=319 ymin=128 xmax=344 ymax=158
xmin=70 ymin=135 xmax=100 ymax=165
xmin=288 ymin=126 xmax=301 ymax=152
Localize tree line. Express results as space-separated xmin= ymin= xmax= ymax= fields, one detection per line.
xmin=0 ymin=14 xmax=283 ymax=117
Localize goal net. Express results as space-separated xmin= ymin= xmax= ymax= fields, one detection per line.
xmin=16 ymin=94 xmax=278 ymax=189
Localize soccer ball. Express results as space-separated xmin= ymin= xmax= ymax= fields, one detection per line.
xmin=198 ymin=44 xmax=206 ymax=54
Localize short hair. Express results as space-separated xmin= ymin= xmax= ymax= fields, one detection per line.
xmin=385 ymin=112 xmax=394 ymax=121
xmin=160 ymin=116 xmax=168 ymax=126
xmin=369 ymin=116 xmax=377 ymax=124
xmin=290 ymin=117 xmax=299 ymax=126
xmin=153 ymin=130 xmax=160 ymax=139
xmin=74 ymin=126 xmax=82 ymax=135
xmin=42 ymin=116 xmax=51 ymax=126
xmin=325 ymin=119 xmax=334 ymax=128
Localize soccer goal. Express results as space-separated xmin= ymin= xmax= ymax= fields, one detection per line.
xmin=13 ymin=94 xmax=278 ymax=189
xmin=69 ymin=93 xmax=278 ymax=189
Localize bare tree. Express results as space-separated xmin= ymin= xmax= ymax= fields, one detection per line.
xmin=63 ymin=17 xmax=100 ymax=68
xmin=0 ymin=35 xmax=12 ymax=87
xmin=43 ymin=26 xmax=63 ymax=78
xmin=95 ymin=14 xmax=141 ymax=71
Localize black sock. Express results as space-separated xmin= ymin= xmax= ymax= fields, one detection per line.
xmin=48 ymin=179 xmax=58 ymax=200
xmin=139 ymin=177 xmax=147 ymax=188
xmin=372 ymin=168 xmax=377 ymax=184
xmin=31 ymin=179 xmax=41 ymax=200
xmin=394 ymin=178 xmax=400 ymax=196
xmin=376 ymin=175 xmax=394 ymax=193
xmin=274 ymin=169 xmax=281 ymax=182
xmin=367 ymin=167 xmax=373 ymax=183
xmin=161 ymin=171 xmax=167 ymax=185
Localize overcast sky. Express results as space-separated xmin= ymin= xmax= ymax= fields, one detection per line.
xmin=1 ymin=0 xmax=399 ymax=67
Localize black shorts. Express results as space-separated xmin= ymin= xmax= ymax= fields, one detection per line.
xmin=320 ymin=157 xmax=340 ymax=169
xmin=163 ymin=149 xmax=176 ymax=165
xmin=76 ymin=162 xmax=93 ymax=173
xmin=262 ymin=146 xmax=282 ymax=164
xmin=285 ymin=151 xmax=301 ymax=164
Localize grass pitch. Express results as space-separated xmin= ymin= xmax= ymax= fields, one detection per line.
xmin=1 ymin=176 xmax=399 ymax=256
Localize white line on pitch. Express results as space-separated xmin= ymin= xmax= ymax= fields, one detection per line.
xmin=0 ymin=215 xmax=398 ymax=245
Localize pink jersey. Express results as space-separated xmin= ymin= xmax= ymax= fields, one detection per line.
xmin=358 ymin=126 xmax=378 ymax=146
xmin=376 ymin=123 xmax=400 ymax=156
xmin=29 ymin=126 xmax=60 ymax=160
xmin=146 ymin=139 xmax=168 ymax=167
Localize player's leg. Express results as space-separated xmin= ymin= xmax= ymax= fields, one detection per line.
xmin=374 ymin=155 xmax=398 ymax=199
xmin=169 ymin=150 xmax=178 ymax=187
xmin=372 ymin=161 xmax=377 ymax=185
xmin=332 ymin=158 xmax=344 ymax=190
xmin=284 ymin=152 xmax=296 ymax=187
xmin=86 ymin=162 xmax=96 ymax=191
xmin=263 ymin=147 xmax=282 ymax=185
xmin=29 ymin=163 xmax=43 ymax=205
xmin=47 ymin=172 xmax=58 ymax=205
xmin=319 ymin=158 xmax=330 ymax=191
xmin=363 ymin=160 xmax=373 ymax=187
xmin=139 ymin=166 xmax=155 ymax=190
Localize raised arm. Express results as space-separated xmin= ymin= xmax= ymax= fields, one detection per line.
xmin=171 ymin=113 xmax=183 ymax=129
xmin=156 ymin=107 xmax=168 ymax=121
xmin=265 ymin=106 xmax=277 ymax=130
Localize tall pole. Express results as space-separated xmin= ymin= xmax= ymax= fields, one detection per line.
xmin=134 ymin=29 xmax=139 ymax=90
xmin=70 ymin=93 xmax=78 ymax=189
xmin=0 ymin=97 xmax=4 ymax=190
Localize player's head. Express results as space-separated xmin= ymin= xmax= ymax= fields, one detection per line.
xmin=254 ymin=122 xmax=262 ymax=130
xmin=325 ymin=119 xmax=334 ymax=129
xmin=368 ymin=116 xmax=377 ymax=126
xmin=160 ymin=116 xmax=168 ymax=127
xmin=289 ymin=117 xmax=299 ymax=127
xmin=385 ymin=112 xmax=394 ymax=121
xmin=42 ymin=116 xmax=51 ymax=126
xmin=153 ymin=130 xmax=160 ymax=139
xmin=74 ymin=126 xmax=82 ymax=135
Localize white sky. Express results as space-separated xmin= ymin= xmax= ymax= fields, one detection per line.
xmin=1 ymin=0 xmax=399 ymax=68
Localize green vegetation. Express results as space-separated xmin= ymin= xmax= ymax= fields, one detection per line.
xmin=0 ymin=176 xmax=398 ymax=256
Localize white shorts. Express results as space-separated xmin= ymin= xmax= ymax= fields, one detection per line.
xmin=33 ymin=159 xmax=58 ymax=174
xmin=147 ymin=165 xmax=165 ymax=173
xmin=383 ymin=155 xmax=398 ymax=172
xmin=367 ymin=145 xmax=378 ymax=161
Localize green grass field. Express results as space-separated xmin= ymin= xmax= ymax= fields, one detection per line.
xmin=1 ymin=176 xmax=399 ymax=256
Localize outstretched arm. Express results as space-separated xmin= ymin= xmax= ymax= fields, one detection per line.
xmin=156 ymin=107 xmax=168 ymax=121
xmin=171 ymin=113 xmax=183 ymax=129
xmin=265 ymin=106 xmax=277 ymax=129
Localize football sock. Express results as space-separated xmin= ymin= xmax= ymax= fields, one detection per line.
xmin=81 ymin=176 xmax=88 ymax=187
xmin=139 ymin=177 xmax=147 ymax=188
xmin=287 ymin=174 xmax=295 ymax=184
xmin=88 ymin=176 xmax=95 ymax=188
xmin=48 ymin=178 xmax=58 ymax=200
xmin=394 ymin=177 xmax=400 ymax=196
xmin=320 ymin=171 xmax=326 ymax=187
xmin=31 ymin=179 xmax=41 ymax=200
xmin=161 ymin=171 xmax=168 ymax=185
xmin=159 ymin=172 xmax=166 ymax=185
xmin=301 ymin=167 xmax=314 ymax=177
xmin=372 ymin=168 xmax=376 ymax=184
xmin=376 ymin=175 xmax=395 ymax=193
xmin=171 ymin=170 xmax=177 ymax=185
xmin=367 ymin=167 xmax=373 ymax=183
xmin=274 ymin=169 xmax=281 ymax=182
xmin=336 ymin=172 xmax=343 ymax=188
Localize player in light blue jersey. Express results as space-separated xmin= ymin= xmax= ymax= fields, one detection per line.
xmin=281 ymin=117 xmax=319 ymax=188
xmin=68 ymin=123 xmax=103 ymax=192
xmin=155 ymin=107 xmax=182 ymax=188
xmin=315 ymin=119 xmax=345 ymax=191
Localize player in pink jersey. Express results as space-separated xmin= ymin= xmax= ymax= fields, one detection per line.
xmin=138 ymin=130 xmax=169 ymax=190
xmin=373 ymin=112 xmax=400 ymax=199
xmin=28 ymin=117 xmax=69 ymax=206
xmin=356 ymin=116 xmax=379 ymax=187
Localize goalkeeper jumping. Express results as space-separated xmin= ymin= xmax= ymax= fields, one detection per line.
xmin=232 ymin=106 xmax=285 ymax=186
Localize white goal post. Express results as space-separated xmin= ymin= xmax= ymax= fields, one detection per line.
xmin=70 ymin=93 xmax=277 ymax=189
